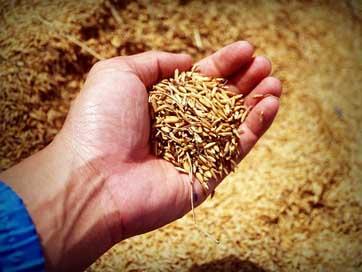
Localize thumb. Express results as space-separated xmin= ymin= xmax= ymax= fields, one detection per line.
xmin=88 ymin=51 xmax=193 ymax=88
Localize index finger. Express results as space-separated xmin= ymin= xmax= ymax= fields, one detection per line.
xmin=195 ymin=41 xmax=254 ymax=78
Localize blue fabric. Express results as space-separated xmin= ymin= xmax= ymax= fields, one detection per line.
xmin=0 ymin=181 xmax=45 ymax=271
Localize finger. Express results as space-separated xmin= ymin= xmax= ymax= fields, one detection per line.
xmin=90 ymin=51 xmax=193 ymax=88
xmin=244 ymin=76 xmax=282 ymax=106
xmin=180 ymin=172 xmax=220 ymax=211
xmin=184 ymin=97 xmax=280 ymax=204
xmin=184 ymin=95 xmax=280 ymax=202
xmin=229 ymin=56 xmax=272 ymax=95
xmin=196 ymin=41 xmax=254 ymax=78
xmin=125 ymin=51 xmax=193 ymax=87
xmin=238 ymin=96 xmax=279 ymax=158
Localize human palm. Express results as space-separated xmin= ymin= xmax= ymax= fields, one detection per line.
xmin=58 ymin=41 xmax=282 ymax=242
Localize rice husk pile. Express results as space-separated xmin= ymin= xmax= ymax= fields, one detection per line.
xmin=150 ymin=66 xmax=248 ymax=190
xmin=1 ymin=1 xmax=362 ymax=271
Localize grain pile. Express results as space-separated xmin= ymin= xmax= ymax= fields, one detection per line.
xmin=1 ymin=1 xmax=362 ymax=271
xmin=150 ymin=66 xmax=248 ymax=190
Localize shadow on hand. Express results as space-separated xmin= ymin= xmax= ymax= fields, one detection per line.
xmin=189 ymin=255 xmax=267 ymax=272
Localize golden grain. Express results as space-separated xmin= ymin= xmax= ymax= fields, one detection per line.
xmin=149 ymin=66 xmax=247 ymax=190
xmin=2 ymin=2 xmax=361 ymax=270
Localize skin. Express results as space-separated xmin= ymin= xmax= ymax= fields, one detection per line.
xmin=0 ymin=41 xmax=282 ymax=271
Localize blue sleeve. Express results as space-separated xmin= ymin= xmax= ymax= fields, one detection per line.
xmin=0 ymin=181 xmax=46 ymax=272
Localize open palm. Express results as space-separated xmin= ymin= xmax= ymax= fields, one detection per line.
xmin=58 ymin=41 xmax=282 ymax=243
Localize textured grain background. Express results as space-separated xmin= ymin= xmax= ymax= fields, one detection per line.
xmin=1 ymin=1 xmax=361 ymax=271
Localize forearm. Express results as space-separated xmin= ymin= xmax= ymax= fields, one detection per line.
xmin=0 ymin=137 xmax=114 ymax=271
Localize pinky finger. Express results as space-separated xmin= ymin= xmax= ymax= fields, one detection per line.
xmin=238 ymin=96 xmax=280 ymax=159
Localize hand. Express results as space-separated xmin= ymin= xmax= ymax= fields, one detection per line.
xmin=0 ymin=41 xmax=282 ymax=271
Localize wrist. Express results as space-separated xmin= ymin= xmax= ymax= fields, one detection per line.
xmin=0 ymin=135 xmax=116 ymax=271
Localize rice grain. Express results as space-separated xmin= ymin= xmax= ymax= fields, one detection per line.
xmin=149 ymin=66 xmax=247 ymax=190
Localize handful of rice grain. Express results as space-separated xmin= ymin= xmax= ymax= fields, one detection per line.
xmin=149 ymin=65 xmax=249 ymax=191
